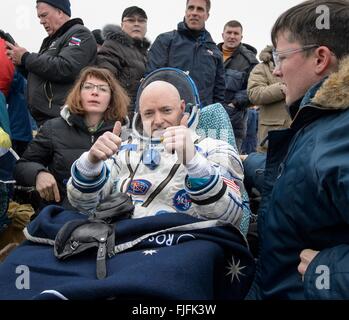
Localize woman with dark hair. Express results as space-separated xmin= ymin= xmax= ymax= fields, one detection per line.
xmin=14 ymin=67 xmax=129 ymax=210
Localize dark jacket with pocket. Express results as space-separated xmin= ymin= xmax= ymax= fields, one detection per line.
xmin=97 ymin=25 xmax=150 ymax=117
xmin=22 ymin=19 xmax=97 ymax=126
xmin=14 ymin=108 xmax=114 ymax=208
xmin=247 ymin=57 xmax=349 ymax=299
xmin=218 ymin=43 xmax=258 ymax=141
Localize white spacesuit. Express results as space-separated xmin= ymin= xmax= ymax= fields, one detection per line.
xmin=67 ymin=68 xmax=244 ymax=227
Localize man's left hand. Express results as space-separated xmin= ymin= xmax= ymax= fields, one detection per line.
xmin=298 ymin=249 xmax=319 ymax=280
xmin=162 ymin=114 xmax=195 ymax=165
xmin=6 ymin=41 xmax=28 ymax=66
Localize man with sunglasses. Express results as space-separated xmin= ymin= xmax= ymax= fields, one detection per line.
xmin=246 ymin=0 xmax=349 ymax=299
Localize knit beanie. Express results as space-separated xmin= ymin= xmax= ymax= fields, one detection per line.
xmin=36 ymin=0 xmax=71 ymax=17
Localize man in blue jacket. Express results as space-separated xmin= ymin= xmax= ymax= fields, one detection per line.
xmin=146 ymin=0 xmax=225 ymax=108
xmin=246 ymin=0 xmax=349 ymax=299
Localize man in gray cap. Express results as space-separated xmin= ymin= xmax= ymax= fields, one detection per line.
xmin=6 ymin=0 xmax=97 ymax=126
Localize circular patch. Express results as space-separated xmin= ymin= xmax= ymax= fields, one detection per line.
xmin=173 ymin=189 xmax=192 ymax=212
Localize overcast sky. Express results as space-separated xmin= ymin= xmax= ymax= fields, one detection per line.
xmin=2 ymin=0 xmax=303 ymax=57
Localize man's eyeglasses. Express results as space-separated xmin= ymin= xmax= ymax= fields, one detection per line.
xmin=122 ymin=17 xmax=147 ymax=24
xmin=272 ymin=44 xmax=319 ymax=68
xmin=81 ymin=82 xmax=111 ymax=94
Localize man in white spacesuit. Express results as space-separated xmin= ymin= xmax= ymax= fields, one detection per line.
xmin=67 ymin=71 xmax=244 ymax=226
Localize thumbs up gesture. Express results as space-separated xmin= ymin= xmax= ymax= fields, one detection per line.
xmin=162 ymin=114 xmax=195 ymax=165
xmin=112 ymin=121 xmax=122 ymax=136
xmin=88 ymin=121 xmax=123 ymax=164
xmin=179 ymin=114 xmax=189 ymax=127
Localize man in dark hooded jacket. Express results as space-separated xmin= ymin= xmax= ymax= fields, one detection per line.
xmin=97 ymin=6 xmax=150 ymax=121
xmin=146 ymin=0 xmax=225 ymax=108
xmin=218 ymin=20 xmax=258 ymax=151
xmin=6 ymin=0 xmax=97 ymax=126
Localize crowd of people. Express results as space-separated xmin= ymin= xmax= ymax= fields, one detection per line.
xmin=0 ymin=0 xmax=349 ymax=300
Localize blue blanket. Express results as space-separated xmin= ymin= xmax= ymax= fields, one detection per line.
xmin=0 ymin=205 xmax=255 ymax=300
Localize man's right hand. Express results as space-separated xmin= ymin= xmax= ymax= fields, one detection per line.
xmin=5 ymin=41 xmax=27 ymax=66
xmin=36 ymin=171 xmax=61 ymax=203
xmin=88 ymin=121 xmax=122 ymax=164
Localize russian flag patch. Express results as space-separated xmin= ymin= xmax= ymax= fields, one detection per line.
xmin=69 ymin=37 xmax=81 ymax=46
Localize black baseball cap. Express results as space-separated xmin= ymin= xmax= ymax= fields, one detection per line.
xmin=121 ymin=6 xmax=147 ymax=21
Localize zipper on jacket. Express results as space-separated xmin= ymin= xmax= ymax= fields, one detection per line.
xmin=276 ymin=127 xmax=305 ymax=180
xmin=249 ymin=125 xmax=307 ymax=297
xmin=120 ymin=150 xmax=133 ymax=193
xmin=193 ymin=40 xmax=200 ymax=68
xmin=44 ymin=81 xmax=53 ymax=109
xmin=141 ymin=163 xmax=181 ymax=208
xmin=91 ymin=135 xmax=95 ymax=144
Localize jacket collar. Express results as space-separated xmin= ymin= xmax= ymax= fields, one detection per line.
xmin=177 ymin=21 xmax=214 ymax=44
xmin=60 ymin=106 xmax=114 ymax=133
xmin=290 ymin=55 xmax=349 ymax=130
xmin=217 ymin=42 xmax=258 ymax=64
xmin=311 ymin=55 xmax=349 ymax=110
xmin=218 ymin=43 xmax=242 ymax=57
xmin=102 ymin=24 xmax=150 ymax=51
